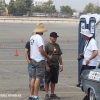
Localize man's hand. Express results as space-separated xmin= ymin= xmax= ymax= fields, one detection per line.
xmin=86 ymin=59 xmax=90 ymax=65
xmin=59 ymin=65 xmax=63 ymax=72
xmin=47 ymin=56 xmax=51 ymax=62
xmin=45 ymin=61 xmax=50 ymax=72
xmin=46 ymin=66 xmax=50 ymax=72
xmin=27 ymin=60 xmax=31 ymax=64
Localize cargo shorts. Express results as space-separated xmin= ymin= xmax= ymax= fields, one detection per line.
xmin=31 ymin=59 xmax=45 ymax=78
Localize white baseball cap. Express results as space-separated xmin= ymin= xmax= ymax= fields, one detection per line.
xmin=80 ymin=29 xmax=93 ymax=37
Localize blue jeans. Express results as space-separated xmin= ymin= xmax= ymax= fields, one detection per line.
xmin=28 ymin=63 xmax=44 ymax=87
xmin=40 ymin=78 xmax=44 ymax=87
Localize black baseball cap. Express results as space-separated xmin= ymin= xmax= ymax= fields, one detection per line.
xmin=50 ymin=32 xmax=59 ymax=38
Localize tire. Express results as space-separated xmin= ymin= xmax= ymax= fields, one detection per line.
xmin=89 ymin=89 xmax=96 ymax=100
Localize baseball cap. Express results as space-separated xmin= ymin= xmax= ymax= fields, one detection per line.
xmin=50 ymin=32 xmax=59 ymax=38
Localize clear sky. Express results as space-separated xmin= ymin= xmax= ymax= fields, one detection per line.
xmin=5 ymin=0 xmax=100 ymax=12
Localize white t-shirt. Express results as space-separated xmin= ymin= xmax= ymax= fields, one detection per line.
xmin=83 ymin=38 xmax=98 ymax=66
xmin=30 ymin=34 xmax=45 ymax=62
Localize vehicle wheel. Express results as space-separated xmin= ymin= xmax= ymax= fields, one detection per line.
xmin=89 ymin=89 xmax=96 ymax=100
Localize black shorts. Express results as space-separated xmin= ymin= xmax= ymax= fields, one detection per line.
xmin=45 ymin=66 xmax=59 ymax=83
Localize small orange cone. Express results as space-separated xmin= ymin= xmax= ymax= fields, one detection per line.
xmin=66 ymin=39 xmax=70 ymax=43
xmin=14 ymin=49 xmax=19 ymax=56
xmin=21 ymin=38 xmax=24 ymax=42
xmin=2 ymin=44 xmax=5 ymax=48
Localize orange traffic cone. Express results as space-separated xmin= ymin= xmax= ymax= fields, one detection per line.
xmin=2 ymin=44 xmax=5 ymax=48
xmin=21 ymin=38 xmax=24 ymax=42
xmin=14 ymin=49 xmax=19 ymax=56
xmin=66 ymin=39 xmax=70 ymax=43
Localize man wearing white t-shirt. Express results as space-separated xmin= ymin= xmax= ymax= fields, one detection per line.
xmin=77 ymin=29 xmax=98 ymax=87
xmin=29 ymin=23 xmax=51 ymax=100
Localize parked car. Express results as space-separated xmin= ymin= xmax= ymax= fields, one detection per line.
xmin=80 ymin=68 xmax=100 ymax=100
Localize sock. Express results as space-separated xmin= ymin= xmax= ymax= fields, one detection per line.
xmin=34 ymin=96 xmax=38 ymax=98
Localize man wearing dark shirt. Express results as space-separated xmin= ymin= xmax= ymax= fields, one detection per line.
xmin=25 ymin=41 xmax=45 ymax=91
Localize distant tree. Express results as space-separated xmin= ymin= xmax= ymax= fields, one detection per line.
xmin=0 ymin=0 xmax=5 ymax=15
xmin=83 ymin=3 xmax=94 ymax=13
xmin=72 ymin=9 xmax=77 ymax=12
xmin=41 ymin=4 xmax=49 ymax=13
xmin=30 ymin=5 xmax=35 ymax=13
xmin=8 ymin=0 xmax=16 ymax=15
xmin=94 ymin=3 xmax=100 ymax=14
xmin=94 ymin=6 xmax=100 ymax=14
xmin=34 ymin=5 xmax=42 ymax=12
xmin=14 ymin=0 xmax=26 ymax=16
xmin=42 ymin=0 xmax=56 ymax=13
xmin=50 ymin=5 xmax=56 ymax=13
xmin=43 ymin=0 xmax=53 ymax=7
xmin=5 ymin=3 xmax=8 ymax=7
xmin=25 ymin=0 xmax=33 ymax=13
xmin=30 ymin=0 xmax=56 ymax=14
xmin=60 ymin=5 xmax=73 ymax=14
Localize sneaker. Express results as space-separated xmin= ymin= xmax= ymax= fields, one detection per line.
xmin=44 ymin=94 xmax=51 ymax=100
xmin=34 ymin=97 xmax=41 ymax=100
xmin=50 ymin=94 xmax=60 ymax=99
xmin=76 ymin=83 xmax=80 ymax=87
xmin=28 ymin=96 xmax=34 ymax=100
xmin=40 ymin=86 xmax=45 ymax=91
